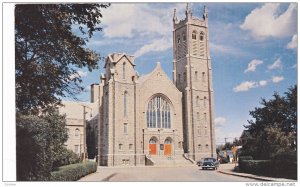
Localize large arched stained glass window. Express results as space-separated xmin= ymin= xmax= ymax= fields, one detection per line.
xmin=147 ymin=96 xmax=171 ymax=129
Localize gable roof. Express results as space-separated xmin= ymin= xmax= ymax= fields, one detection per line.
xmin=138 ymin=62 xmax=180 ymax=92
xmin=104 ymin=53 xmax=135 ymax=68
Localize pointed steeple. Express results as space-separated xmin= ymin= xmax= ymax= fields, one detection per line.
xmin=203 ymin=5 xmax=208 ymax=19
xmin=185 ymin=2 xmax=192 ymax=18
xmin=173 ymin=8 xmax=178 ymax=23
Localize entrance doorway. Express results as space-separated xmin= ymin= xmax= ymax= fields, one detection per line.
xmin=149 ymin=137 xmax=157 ymax=155
xmin=164 ymin=138 xmax=172 ymax=156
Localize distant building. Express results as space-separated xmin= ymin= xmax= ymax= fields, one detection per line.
xmin=59 ymin=101 xmax=98 ymax=156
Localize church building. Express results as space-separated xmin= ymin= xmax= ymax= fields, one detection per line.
xmin=60 ymin=4 xmax=216 ymax=166
xmin=95 ymin=4 xmax=216 ymax=166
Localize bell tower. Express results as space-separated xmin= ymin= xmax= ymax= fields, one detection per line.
xmin=173 ymin=4 xmax=216 ymax=161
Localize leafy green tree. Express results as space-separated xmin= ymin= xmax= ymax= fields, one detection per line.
xmin=241 ymin=85 xmax=297 ymax=160
xmin=15 ymin=4 xmax=110 ymax=114
xmin=16 ymin=108 xmax=69 ymax=180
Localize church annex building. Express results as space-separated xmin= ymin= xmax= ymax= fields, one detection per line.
xmin=59 ymin=4 xmax=216 ymax=166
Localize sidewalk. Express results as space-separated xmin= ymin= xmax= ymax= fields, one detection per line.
xmin=79 ymin=165 xmax=198 ymax=181
xmin=217 ymin=163 xmax=297 ymax=182
xmin=79 ymin=166 xmax=118 ymax=181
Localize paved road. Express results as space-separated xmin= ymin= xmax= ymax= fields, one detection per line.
xmin=80 ymin=165 xmax=259 ymax=182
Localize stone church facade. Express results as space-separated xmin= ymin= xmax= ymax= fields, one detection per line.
xmin=89 ymin=5 xmax=216 ymax=166
xmin=60 ymin=4 xmax=216 ymax=166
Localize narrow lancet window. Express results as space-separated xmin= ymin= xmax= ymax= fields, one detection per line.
xmin=124 ymin=91 xmax=127 ymax=117
xmin=123 ymin=62 xmax=126 ymax=79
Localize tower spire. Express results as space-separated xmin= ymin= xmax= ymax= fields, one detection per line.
xmin=173 ymin=8 xmax=177 ymax=23
xmin=203 ymin=5 xmax=208 ymax=19
xmin=185 ymin=3 xmax=192 ymax=19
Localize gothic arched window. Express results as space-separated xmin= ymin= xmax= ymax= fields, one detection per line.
xmin=177 ymin=37 xmax=181 ymax=44
xmin=192 ymin=31 xmax=197 ymax=40
xmin=75 ymin=128 xmax=80 ymax=137
xmin=200 ymin=32 xmax=204 ymax=41
xmin=147 ymin=96 xmax=171 ymax=129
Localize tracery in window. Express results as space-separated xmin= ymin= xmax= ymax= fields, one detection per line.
xmin=147 ymin=96 xmax=171 ymax=129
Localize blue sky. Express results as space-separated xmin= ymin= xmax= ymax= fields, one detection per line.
xmin=67 ymin=3 xmax=298 ymax=145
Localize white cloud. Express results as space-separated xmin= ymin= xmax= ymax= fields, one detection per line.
xmin=99 ymin=4 xmax=187 ymax=58
xmin=234 ymin=76 xmax=286 ymax=92
xmin=233 ymin=81 xmax=258 ymax=92
xmin=259 ymin=80 xmax=268 ymax=87
xmin=240 ymin=3 xmax=297 ymax=40
xmin=244 ymin=59 xmax=263 ymax=73
xmin=272 ymin=76 xmax=284 ymax=83
xmin=286 ymin=34 xmax=297 ymax=49
xmin=133 ymin=38 xmax=172 ymax=58
xmin=69 ymin=70 xmax=88 ymax=80
xmin=215 ymin=117 xmax=226 ymax=126
xmin=101 ymin=4 xmax=167 ymax=38
xmin=268 ymin=58 xmax=282 ymax=70
xmin=291 ymin=64 xmax=297 ymax=69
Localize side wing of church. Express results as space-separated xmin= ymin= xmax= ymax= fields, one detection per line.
xmin=60 ymin=4 xmax=216 ymax=166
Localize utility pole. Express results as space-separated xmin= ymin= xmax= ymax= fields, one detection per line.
xmin=83 ymin=106 xmax=86 ymax=163
xmin=82 ymin=105 xmax=92 ymax=163
xmin=224 ymin=137 xmax=228 ymax=144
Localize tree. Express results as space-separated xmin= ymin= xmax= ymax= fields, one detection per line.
xmin=15 ymin=4 xmax=110 ymax=114
xmin=16 ymin=108 xmax=69 ymax=180
xmin=241 ymin=85 xmax=297 ymax=160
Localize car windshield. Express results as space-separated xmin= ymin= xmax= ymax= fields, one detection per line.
xmin=204 ymin=158 xmax=215 ymax=162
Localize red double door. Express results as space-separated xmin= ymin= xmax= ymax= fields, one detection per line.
xmin=149 ymin=144 xmax=172 ymax=156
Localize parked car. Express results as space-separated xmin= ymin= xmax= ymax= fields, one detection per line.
xmin=201 ymin=158 xmax=220 ymax=170
xmin=196 ymin=160 xmax=203 ymax=166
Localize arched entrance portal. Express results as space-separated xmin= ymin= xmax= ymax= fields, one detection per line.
xmin=164 ymin=138 xmax=172 ymax=156
xmin=149 ymin=137 xmax=157 ymax=155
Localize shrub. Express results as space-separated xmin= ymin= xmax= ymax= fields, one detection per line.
xmin=52 ymin=148 xmax=80 ymax=170
xmin=272 ymin=151 xmax=297 ymax=161
xmin=50 ymin=162 xmax=97 ymax=181
xmin=238 ymin=156 xmax=253 ymax=165
xmin=239 ymin=160 xmax=297 ymax=180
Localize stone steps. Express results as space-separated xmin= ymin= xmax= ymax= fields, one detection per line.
xmin=150 ymin=155 xmax=193 ymax=166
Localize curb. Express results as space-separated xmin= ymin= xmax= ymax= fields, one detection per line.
xmin=217 ymin=170 xmax=273 ymax=181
